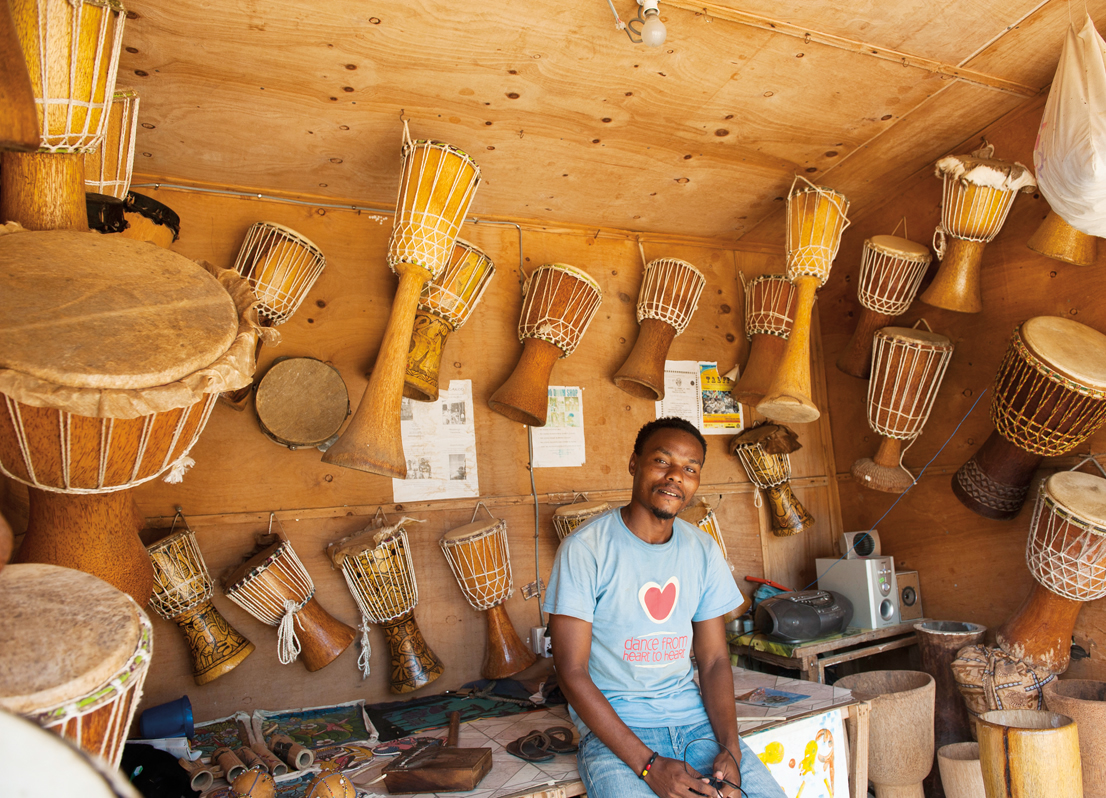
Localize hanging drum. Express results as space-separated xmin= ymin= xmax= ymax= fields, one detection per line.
xmin=731 ymin=274 xmax=796 ymax=407
xmin=145 ymin=513 xmax=255 ymax=685
xmin=677 ymin=501 xmax=728 ymax=559
xmin=952 ymin=316 xmax=1106 ymax=520
xmin=852 ymin=324 xmax=954 ymax=494
xmin=83 ymin=89 xmax=139 ymax=200
xmin=328 ymin=518 xmax=445 ymax=693
xmin=325 ymin=127 xmax=481 ymax=477
xmin=613 ymin=257 xmax=705 ymax=400
xmin=0 ymin=230 xmax=260 ymax=603
xmin=837 ymin=235 xmax=932 ymax=379
xmin=0 ymin=563 xmax=152 ymax=768
xmin=254 ymin=358 xmax=349 ymax=451
xmin=552 ymin=500 xmax=612 ymax=541
xmin=224 ymin=536 xmax=356 ymax=672
xmin=729 ymin=423 xmax=814 ymax=537
xmin=404 ymin=238 xmax=495 ymax=402
xmin=758 ymin=181 xmax=850 ymax=424
xmin=920 ymin=145 xmax=1036 ymax=314
xmin=488 ymin=263 xmax=603 ymax=427
xmin=439 ymin=505 xmax=537 ymax=679
xmin=1027 ymin=209 xmax=1097 ymax=267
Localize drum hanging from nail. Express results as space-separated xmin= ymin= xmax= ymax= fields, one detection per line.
xmin=83 ymin=89 xmax=138 ymax=200
xmin=146 ymin=522 xmax=255 ymax=685
xmin=953 ymin=316 xmax=1106 ymax=520
xmin=837 ymin=235 xmax=932 ymax=378
xmin=224 ymin=538 xmax=355 ymax=672
xmin=552 ymin=500 xmax=611 ymax=541
xmin=233 ymin=222 xmax=327 ymax=326
xmin=852 ymin=325 xmax=953 ymax=494
xmin=731 ymin=274 xmax=796 ymax=407
xmin=488 ymin=263 xmax=603 ymax=427
xmin=677 ymin=502 xmax=728 ymax=559
xmin=440 ymin=509 xmax=537 ymax=679
xmin=328 ymin=521 xmax=444 ymax=693
xmin=613 ymin=257 xmax=705 ymax=401
xmin=255 ymin=358 xmax=349 ymax=451
xmin=404 ymin=238 xmax=495 ymax=402
xmin=0 ymin=563 xmax=152 ymax=768
xmin=920 ymin=150 xmax=1035 ymax=314
xmin=729 ymin=423 xmax=814 ymax=537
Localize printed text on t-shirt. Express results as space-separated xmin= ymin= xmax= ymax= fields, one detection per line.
xmin=623 ymin=632 xmax=689 ymax=665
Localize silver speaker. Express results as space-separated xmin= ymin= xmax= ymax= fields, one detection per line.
xmin=816 ymin=556 xmax=899 ymax=629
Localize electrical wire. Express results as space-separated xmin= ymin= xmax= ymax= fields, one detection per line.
xmin=800 ymin=385 xmax=989 ymax=591
xmin=528 ymin=425 xmax=545 ymax=628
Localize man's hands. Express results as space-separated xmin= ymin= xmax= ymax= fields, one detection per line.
xmin=643 ymin=754 xmax=741 ymax=798
xmin=708 ymin=748 xmax=742 ymax=798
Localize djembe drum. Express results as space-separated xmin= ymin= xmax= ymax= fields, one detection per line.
xmin=1 ymin=0 xmax=125 ymax=230
xmin=325 ymin=127 xmax=480 ymax=477
xmin=729 ymin=424 xmax=814 ymax=536
xmin=327 ymin=520 xmax=445 ymax=693
xmin=995 ymin=471 xmax=1106 ymax=675
xmin=613 ymin=257 xmax=705 ymax=400
xmin=759 ymin=181 xmax=850 ymax=423
xmin=837 ymin=235 xmax=932 ymax=379
xmin=404 ymin=238 xmax=495 ymax=402
xmin=852 ymin=325 xmax=954 ymax=494
xmin=146 ymin=518 xmax=256 ymax=685
xmin=225 ymin=537 xmax=356 ymax=672
xmin=552 ymin=500 xmax=611 ymax=541
xmin=1028 ymin=210 xmax=1097 ymax=267
xmin=0 ymin=563 xmax=152 ymax=768
xmin=1 ymin=231 xmax=260 ymax=603
xmin=83 ymin=89 xmax=138 ymax=200
xmin=222 ymin=222 xmax=328 ymax=409
xmin=439 ymin=507 xmax=537 ymax=679
xmin=677 ymin=502 xmax=728 ymax=559
xmin=489 ymin=263 xmax=603 ymax=426
xmin=731 ymin=274 xmax=796 ymax=407
xmin=952 ymin=316 xmax=1106 ymax=520
xmin=920 ymin=147 xmax=1036 ymax=314
xmin=254 ymin=358 xmax=349 ymax=451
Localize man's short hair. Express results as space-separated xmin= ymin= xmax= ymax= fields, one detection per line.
xmin=633 ymin=417 xmax=707 ymax=460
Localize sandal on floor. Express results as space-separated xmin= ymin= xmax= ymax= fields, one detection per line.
xmin=506 ymin=730 xmax=554 ymax=762
xmin=544 ymin=726 xmax=578 ymax=754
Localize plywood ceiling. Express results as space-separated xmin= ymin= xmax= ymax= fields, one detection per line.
xmin=118 ymin=0 xmax=1092 ymax=241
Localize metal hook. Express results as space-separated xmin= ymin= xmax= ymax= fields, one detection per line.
xmin=471 ymin=501 xmax=497 ymax=524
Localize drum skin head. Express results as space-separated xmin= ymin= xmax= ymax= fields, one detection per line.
xmin=0 ymin=564 xmax=142 ymax=714
xmin=677 ymin=503 xmax=712 ymax=526
xmin=255 ymin=358 xmax=349 ymax=448
xmin=225 ymin=539 xmax=285 ymax=589
xmin=866 ymin=235 xmax=931 ymax=262
xmin=876 ymin=326 xmax=952 ymax=348
xmin=554 ymin=501 xmax=611 ymax=519
xmin=1045 ymin=471 xmax=1106 ymax=523
xmin=1020 ymin=316 xmax=1106 ymax=390
xmin=0 ymin=231 xmax=237 ymax=389
xmin=441 ymin=518 xmax=499 ymax=542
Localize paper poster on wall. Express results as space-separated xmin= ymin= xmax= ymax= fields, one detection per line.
xmin=743 ymin=708 xmax=849 ymax=798
xmin=392 ymin=379 xmax=480 ymax=502
xmin=531 ymin=386 xmax=586 ymax=468
xmin=654 ymin=361 xmax=743 ymax=434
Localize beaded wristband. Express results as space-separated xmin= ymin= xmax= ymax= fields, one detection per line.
xmin=640 ymin=751 xmax=659 ymax=779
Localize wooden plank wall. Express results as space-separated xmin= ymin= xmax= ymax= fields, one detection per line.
xmin=1 ymin=188 xmax=842 ymax=721
xmin=819 ymin=93 xmax=1106 ymax=682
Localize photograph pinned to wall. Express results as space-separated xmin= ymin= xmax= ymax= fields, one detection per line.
xmin=655 ymin=361 xmax=742 ymax=434
xmin=743 ymin=708 xmax=849 ymax=798
xmin=393 ymin=380 xmax=480 ymax=502
xmin=531 ymin=386 xmax=586 ymax=468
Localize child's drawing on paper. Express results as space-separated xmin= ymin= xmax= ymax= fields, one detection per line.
xmin=745 ymin=709 xmax=848 ymax=798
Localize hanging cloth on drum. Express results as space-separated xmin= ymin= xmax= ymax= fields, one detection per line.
xmin=358 ymin=617 xmax=372 ymax=679
xmin=277 ymin=599 xmax=305 ymax=665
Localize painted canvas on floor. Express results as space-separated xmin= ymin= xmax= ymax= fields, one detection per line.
xmin=744 ymin=709 xmax=849 ymax=798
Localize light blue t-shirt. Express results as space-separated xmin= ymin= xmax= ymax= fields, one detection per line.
xmin=542 ymin=507 xmax=743 ymax=734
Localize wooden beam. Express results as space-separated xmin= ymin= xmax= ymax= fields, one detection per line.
xmin=665 ymin=1 xmax=1041 ymax=98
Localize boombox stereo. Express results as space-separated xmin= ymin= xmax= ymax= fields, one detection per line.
xmin=754 ymin=590 xmax=853 ymax=643
xmin=816 ymin=556 xmax=899 ymax=629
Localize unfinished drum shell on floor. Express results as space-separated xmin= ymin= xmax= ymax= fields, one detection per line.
xmin=255 ymin=358 xmax=349 ymax=451
xmin=976 ymin=710 xmax=1082 ymax=798
xmin=0 ymin=563 xmax=152 ymax=768
xmin=937 ymin=743 xmax=986 ymax=798
xmin=1042 ymin=679 xmax=1106 ymax=798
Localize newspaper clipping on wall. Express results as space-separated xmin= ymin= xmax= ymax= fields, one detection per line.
xmin=392 ymin=379 xmax=480 ymax=502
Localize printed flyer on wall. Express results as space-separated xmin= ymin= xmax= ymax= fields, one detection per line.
xmin=699 ymin=362 xmax=743 ymax=433
xmin=531 ymin=386 xmax=586 ymax=468
xmin=392 ymin=380 xmax=480 ymax=501
xmin=655 ymin=361 xmax=743 ymax=434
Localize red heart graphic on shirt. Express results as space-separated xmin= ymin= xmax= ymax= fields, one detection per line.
xmin=638 ymin=577 xmax=679 ymax=623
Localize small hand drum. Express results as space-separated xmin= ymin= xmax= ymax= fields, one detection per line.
xmin=613 ymin=257 xmax=705 ymax=400
xmin=0 ymin=563 xmax=153 ymax=768
xmin=729 ymin=423 xmax=814 ymax=537
xmin=440 ymin=506 xmax=537 ymax=679
xmin=404 ymin=238 xmax=495 ymax=402
xmin=328 ymin=520 xmax=445 ymax=693
xmin=953 ymin=316 xmax=1106 ymax=520
xmin=731 ymin=274 xmax=796 ymax=407
xmin=552 ymin=500 xmax=611 ymax=541
xmin=225 ymin=537 xmax=356 ymax=672
xmin=233 ymin=222 xmax=327 ymax=326
xmin=146 ymin=518 xmax=256 ymax=685
xmin=488 ymin=263 xmax=603 ymax=426
xmin=83 ymin=89 xmax=139 ymax=199
xmin=255 ymin=358 xmax=349 ymax=451
xmin=920 ymin=149 xmax=1035 ymax=314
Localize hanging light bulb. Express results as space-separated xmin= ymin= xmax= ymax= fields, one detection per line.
xmin=639 ymin=1 xmax=666 ymax=47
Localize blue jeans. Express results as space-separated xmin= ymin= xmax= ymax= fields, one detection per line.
xmin=577 ymin=720 xmax=786 ymax=798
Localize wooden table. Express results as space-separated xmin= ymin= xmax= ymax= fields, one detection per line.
xmin=728 ymin=621 xmax=923 ymax=683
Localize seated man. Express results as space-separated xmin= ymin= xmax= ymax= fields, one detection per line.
xmin=544 ymin=417 xmax=785 ymax=798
